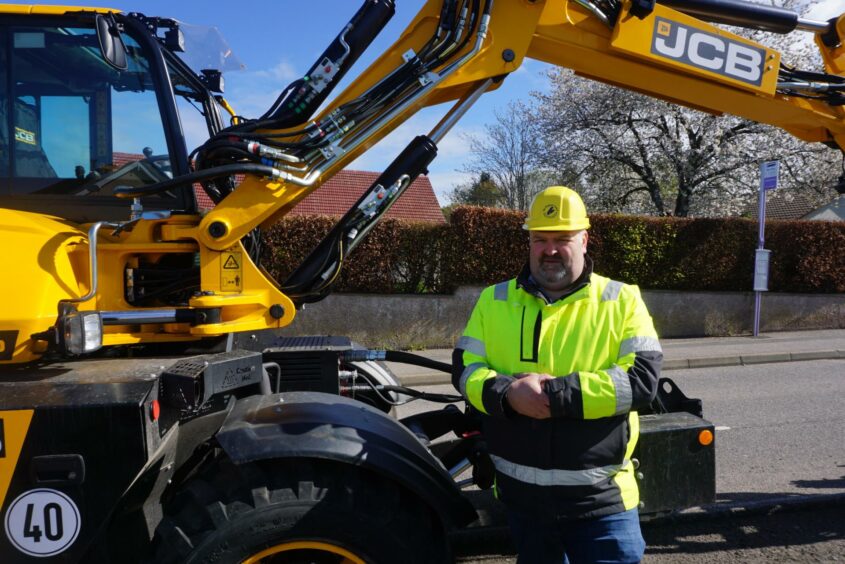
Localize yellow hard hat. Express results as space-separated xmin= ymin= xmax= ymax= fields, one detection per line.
xmin=523 ymin=186 xmax=590 ymax=231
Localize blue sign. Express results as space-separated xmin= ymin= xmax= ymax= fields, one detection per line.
xmin=760 ymin=161 xmax=779 ymax=191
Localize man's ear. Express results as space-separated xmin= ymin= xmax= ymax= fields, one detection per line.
xmin=581 ymin=230 xmax=589 ymax=252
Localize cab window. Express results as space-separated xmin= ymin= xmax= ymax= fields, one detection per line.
xmin=0 ymin=21 xmax=177 ymax=201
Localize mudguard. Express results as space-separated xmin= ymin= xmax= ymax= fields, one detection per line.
xmin=215 ymin=391 xmax=477 ymax=528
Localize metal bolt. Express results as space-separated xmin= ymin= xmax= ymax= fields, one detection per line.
xmin=269 ymin=304 xmax=285 ymax=319
xmin=502 ymin=49 xmax=516 ymax=63
xmin=208 ymin=221 xmax=228 ymax=238
xmin=636 ymin=471 xmax=645 ymax=480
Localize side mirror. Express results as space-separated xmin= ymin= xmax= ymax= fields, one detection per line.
xmin=95 ymin=14 xmax=128 ymax=70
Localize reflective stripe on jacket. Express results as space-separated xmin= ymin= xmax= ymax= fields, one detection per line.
xmin=452 ymin=265 xmax=662 ymax=519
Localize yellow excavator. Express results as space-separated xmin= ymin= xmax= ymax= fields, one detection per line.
xmin=0 ymin=0 xmax=841 ymax=561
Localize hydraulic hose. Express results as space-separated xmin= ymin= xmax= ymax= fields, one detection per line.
xmin=113 ymin=163 xmax=283 ymax=198
xmin=254 ymin=0 xmax=396 ymax=129
xmin=341 ymin=349 xmax=453 ymax=374
xmin=385 ymin=351 xmax=453 ymax=374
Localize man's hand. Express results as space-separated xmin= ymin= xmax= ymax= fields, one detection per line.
xmin=507 ymin=373 xmax=555 ymax=419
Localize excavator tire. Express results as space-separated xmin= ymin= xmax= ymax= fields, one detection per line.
xmin=149 ymin=456 xmax=451 ymax=564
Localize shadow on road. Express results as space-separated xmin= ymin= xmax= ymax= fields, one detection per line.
xmin=791 ymin=475 xmax=845 ymax=489
xmin=644 ymin=495 xmax=844 ymax=557
xmin=453 ymin=491 xmax=845 ymax=559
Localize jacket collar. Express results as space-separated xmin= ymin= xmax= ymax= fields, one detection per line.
xmin=516 ymin=255 xmax=594 ymax=304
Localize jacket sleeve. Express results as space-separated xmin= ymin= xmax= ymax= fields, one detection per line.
xmin=546 ymin=285 xmax=662 ymax=419
xmin=452 ymin=289 xmax=514 ymax=418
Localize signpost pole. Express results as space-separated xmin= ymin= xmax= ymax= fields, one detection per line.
xmin=754 ymin=161 xmax=779 ymax=337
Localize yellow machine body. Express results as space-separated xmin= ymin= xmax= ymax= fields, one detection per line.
xmin=0 ymin=209 xmax=87 ymax=363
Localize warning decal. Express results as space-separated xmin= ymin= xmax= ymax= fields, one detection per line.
xmin=220 ymin=250 xmax=243 ymax=292
xmin=5 ymin=489 xmax=81 ymax=557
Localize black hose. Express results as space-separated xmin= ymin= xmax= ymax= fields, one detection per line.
xmin=382 ymin=385 xmax=462 ymax=403
xmin=113 ymin=163 xmax=281 ymax=198
xmin=384 ymin=350 xmax=453 ymax=374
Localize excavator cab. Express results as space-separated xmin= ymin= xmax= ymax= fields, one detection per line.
xmin=0 ymin=10 xmax=215 ymax=223
xmin=0 ymin=9 xmax=241 ymax=364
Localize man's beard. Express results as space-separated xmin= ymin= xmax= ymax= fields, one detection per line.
xmin=534 ymin=260 xmax=569 ymax=286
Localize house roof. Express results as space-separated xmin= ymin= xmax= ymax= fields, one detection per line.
xmin=803 ymin=195 xmax=845 ymax=221
xmin=288 ymin=170 xmax=445 ymax=223
xmin=747 ymin=192 xmax=815 ymax=220
xmin=112 ymin=152 xmax=147 ymax=168
xmin=194 ymin=169 xmax=444 ymax=223
xmin=111 ymin=153 xmax=442 ymax=223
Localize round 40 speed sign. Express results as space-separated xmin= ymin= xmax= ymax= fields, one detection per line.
xmin=4 ymin=489 xmax=81 ymax=557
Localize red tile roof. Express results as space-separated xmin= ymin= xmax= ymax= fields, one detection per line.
xmin=747 ymin=192 xmax=815 ymax=220
xmin=290 ymin=170 xmax=445 ymax=223
xmin=113 ymin=153 xmax=443 ymax=223
xmin=195 ymin=185 xmax=215 ymax=209
xmin=112 ymin=151 xmax=142 ymax=168
xmin=195 ymin=169 xmax=444 ymax=223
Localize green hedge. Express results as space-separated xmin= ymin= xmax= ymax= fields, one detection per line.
xmin=262 ymin=207 xmax=845 ymax=294
xmin=261 ymin=215 xmax=451 ymax=294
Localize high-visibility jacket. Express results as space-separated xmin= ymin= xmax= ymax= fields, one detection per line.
xmin=453 ymin=262 xmax=662 ymax=519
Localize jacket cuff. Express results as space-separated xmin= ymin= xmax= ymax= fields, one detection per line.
xmin=482 ymin=374 xmax=515 ymax=418
xmin=544 ymin=374 xmax=582 ymax=419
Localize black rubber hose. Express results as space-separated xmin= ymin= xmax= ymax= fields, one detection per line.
xmin=257 ymin=0 xmax=396 ymax=128
xmin=382 ymin=385 xmax=462 ymax=403
xmin=113 ymin=163 xmax=280 ymax=198
xmin=384 ymin=350 xmax=453 ymax=374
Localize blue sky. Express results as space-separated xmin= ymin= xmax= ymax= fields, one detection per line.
xmin=43 ymin=0 xmax=843 ymax=203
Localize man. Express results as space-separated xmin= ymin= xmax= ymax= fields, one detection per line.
xmin=453 ymin=186 xmax=662 ymax=563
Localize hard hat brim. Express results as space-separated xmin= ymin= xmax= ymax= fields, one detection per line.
xmin=522 ymin=219 xmax=591 ymax=231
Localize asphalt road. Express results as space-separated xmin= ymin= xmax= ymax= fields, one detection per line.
xmin=396 ymin=358 xmax=845 ymax=561
xmin=454 ymin=503 xmax=845 ymax=563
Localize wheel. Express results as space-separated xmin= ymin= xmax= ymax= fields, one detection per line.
xmin=150 ymin=457 xmax=451 ymax=564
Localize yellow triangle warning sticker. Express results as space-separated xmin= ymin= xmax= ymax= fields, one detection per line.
xmin=223 ymin=255 xmax=240 ymax=269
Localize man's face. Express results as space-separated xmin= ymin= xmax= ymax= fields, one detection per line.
xmin=528 ymin=230 xmax=588 ymax=293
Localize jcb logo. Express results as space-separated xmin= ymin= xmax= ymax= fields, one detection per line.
xmin=14 ymin=127 xmax=36 ymax=146
xmin=651 ymin=17 xmax=765 ymax=86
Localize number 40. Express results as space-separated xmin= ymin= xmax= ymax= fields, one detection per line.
xmin=23 ymin=503 xmax=63 ymax=542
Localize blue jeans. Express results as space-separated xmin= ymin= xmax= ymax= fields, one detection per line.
xmin=507 ymin=507 xmax=646 ymax=564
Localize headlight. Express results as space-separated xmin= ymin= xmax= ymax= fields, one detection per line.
xmin=63 ymin=311 xmax=103 ymax=355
